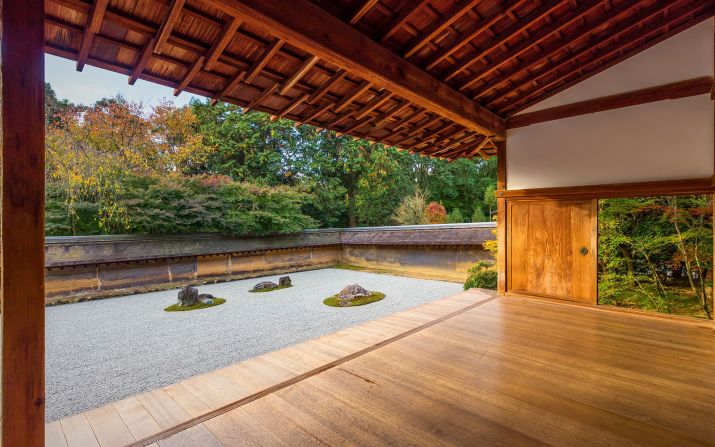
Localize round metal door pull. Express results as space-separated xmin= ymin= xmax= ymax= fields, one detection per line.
xmin=579 ymin=247 xmax=589 ymax=256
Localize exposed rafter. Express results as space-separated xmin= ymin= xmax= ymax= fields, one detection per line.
xmin=154 ymin=0 xmax=186 ymax=55
xmin=204 ymin=0 xmax=505 ymax=138
xmin=279 ymin=55 xmax=319 ymax=94
xmin=350 ymin=0 xmax=379 ymax=25
xmin=308 ymin=69 xmax=346 ymax=104
xmin=473 ymin=0 xmax=640 ymax=101
xmin=204 ymin=17 xmax=241 ymax=71
xmin=458 ymin=0 xmax=605 ymax=92
xmin=503 ymin=1 xmax=712 ymax=115
xmin=423 ymin=0 xmax=527 ymax=71
xmin=380 ymin=0 xmax=432 ymax=43
xmin=333 ymin=80 xmax=373 ymax=113
xmin=403 ymin=0 xmax=480 ymax=58
xmin=76 ymin=0 xmax=108 ymax=71
xmin=443 ymin=0 xmax=566 ymax=82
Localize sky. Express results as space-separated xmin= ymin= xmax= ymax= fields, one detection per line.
xmin=45 ymin=54 xmax=202 ymax=107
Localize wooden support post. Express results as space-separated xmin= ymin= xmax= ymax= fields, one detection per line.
xmin=496 ymin=140 xmax=507 ymax=295
xmin=1 ymin=0 xmax=46 ymax=444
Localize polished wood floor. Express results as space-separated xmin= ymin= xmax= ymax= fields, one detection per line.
xmin=47 ymin=291 xmax=715 ymax=447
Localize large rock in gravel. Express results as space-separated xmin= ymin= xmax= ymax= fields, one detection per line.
xmin=178 ymin=286 xmax=199 ymax=307
xmin=252 ymin=281 xmax=279 ymax=291
xmin=339 ymin=284 xmax=371 ymax=301
xmin=279 ymin=276 xmax=292 ymax=287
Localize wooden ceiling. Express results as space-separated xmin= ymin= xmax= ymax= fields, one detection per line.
xmin=44 ymin=0 xmax=714 ymax=160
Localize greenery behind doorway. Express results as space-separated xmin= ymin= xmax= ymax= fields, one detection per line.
xmin=598 ymin=195 xmax=713 ymax=319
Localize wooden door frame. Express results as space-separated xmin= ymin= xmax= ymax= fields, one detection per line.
xmin=1 ymin=0 xmax=47 ymax=444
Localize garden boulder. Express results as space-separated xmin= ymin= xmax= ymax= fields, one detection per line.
xmin=339 ymin=284 xmax=371 ymax=301
xmin=279 ymin=276 xmax=292 ymax=287
xmin=252 ymin=281 xmax=279 ymax=291
xmin=178 ymin=286 xmax=199 ymax=307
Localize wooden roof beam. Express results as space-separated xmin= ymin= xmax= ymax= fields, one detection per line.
xmin=458 ymin=0 xmax=605 ymax=92
xmin=474 ymin=0 xmax=640 ymax=101
xmin=154 ymin=0 xmax=186 ymax=55
xmin=245 ymin=38 xmax=284 ymax=84
xmin=424 ymin=0 xmax=527 ymax=71
xmin=204 ymin=17 xmax=242 ymax=71
xmin=76 ymin=0 xmax=109 ymax=71
xmin=503 ymin=1 xmax=714 ymax=115
xmin=244 ymin=84 xmax=278 ymax=111
xmin=403 ymin=0 xmax=480 ymax=58
xmin=271 ymin=93 xmax=310 ymax=120
xmin=354 ymin=91 xmax=393 ymax=120
xmin=488 ymin=0 xmax=677 ymax=110
xmin=127 ymin=0 xmax=185 ymax=84
xmin=308 ymin=68 xmax=346 ymax=104
xmin=128 ymin=37 xmax=157 ymax=85
xmin=390 ymin=115 xmax=443 ymax=147
xmin=279 ymin=55 xmax=319 ymax=95
xmin=212 ymin=70 xmax=246 ymax=104
xmin=372 ymin=100 xmax=411 ymax=130
xmin=380 ymin=0 xmax=432 ymax=43
xmin=443 ymin=0 xmax=566 ymax=82
xmin=174 ymin=55 xmax=205 ymax=95
xmin=350 ymin=0 xmax=379 ymax=25
xmin=298 ymin=102 xmax=334 ymax=126
xmin=206 ymin=0 xmax=505 ymax=138
xmin=388 ymin=107 xmax=425 ymax=133
xmin=333 ymin=80 xmax=373 ymax=112
xmin=507 ymin=77 xmax=714 ymax=128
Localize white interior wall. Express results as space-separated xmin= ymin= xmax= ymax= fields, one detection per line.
xmin=506 ymin=20 xmax=714 ymax=190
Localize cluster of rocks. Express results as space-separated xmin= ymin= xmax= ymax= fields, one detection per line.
xmin=177 ymin=286 xmax=216 ymax=307
xmin=337 ymin=284 xmax=372 ymax=306
xmin=251 ymin=276 xmax=291 ymax=291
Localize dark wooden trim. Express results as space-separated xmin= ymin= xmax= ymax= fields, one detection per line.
xmin=1 ymin=0 xmax=46 ymax=444
xmin=496 ymin=141 xmax=507 ymax=295
xmin=499 ymin=177 xmax=715 ymax=200
xmin=203 ymin=0 xmax=506 ymax=138
xmin=507 ymin=77 xmax=714 ymax=129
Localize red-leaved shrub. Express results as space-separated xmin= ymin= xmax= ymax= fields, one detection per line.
xmin=424 ymin=202 xmax=447 ymax=224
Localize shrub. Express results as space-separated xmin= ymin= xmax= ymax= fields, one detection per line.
xmin=464 ymin=261 xmax=498 ymax=290
xmin=425 ymin=201 xmax=447 ymax=224
xmin=447 ymin=209 xmax=464 ymax=223
xmin=471 ymin=207 xmax=487 ymax=222
xmin=392 ymin=190 xmax=429 ymax=225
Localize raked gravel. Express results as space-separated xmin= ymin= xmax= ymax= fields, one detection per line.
xmin=45 ymin=268 xmax=462 ymax=421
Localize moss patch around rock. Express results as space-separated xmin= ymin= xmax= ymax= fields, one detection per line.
xmin=164 ymin=297 xmax=226 ymax=312
xmin=248 ymin=284 xmax=293 ymax=293
xmin=323 ymin=292 xmax=385 ymax=307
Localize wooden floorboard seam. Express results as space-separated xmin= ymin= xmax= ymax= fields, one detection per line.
xmin=126 ymin=292 xmax=498 ymax=447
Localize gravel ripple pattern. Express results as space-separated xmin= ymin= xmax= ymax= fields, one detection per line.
xmin=46 ymin=268 xmax=462 ymax=421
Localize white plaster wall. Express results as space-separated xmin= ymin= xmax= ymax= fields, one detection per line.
xmin=507 ymin=95 xmax=714 ymax=189
xmin=507 ymin=21 xmax=714 ymax=190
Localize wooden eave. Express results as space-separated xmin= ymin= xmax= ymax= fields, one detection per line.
xmin=44 ymin=0 xmax=714 ymax=159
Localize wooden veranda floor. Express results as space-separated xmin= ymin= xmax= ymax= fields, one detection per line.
xmin=46 ymin=290 xmax=715 ymax=447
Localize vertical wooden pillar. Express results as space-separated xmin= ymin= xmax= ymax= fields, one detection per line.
xmin=496 ymin=141 xmax=507 ymax=295
xmin=1 ymin=0 xmax=46 ymax=444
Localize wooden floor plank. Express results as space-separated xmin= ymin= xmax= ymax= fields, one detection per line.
xmin=156 ymin=425 xmax=222 ymax=447
xmin=202 ymin=408 xmax=287 ymax=446
xmin=85 ymin=405 xmax=136 ymax=447
xmin=113 ymin=397 xmax=163 ymax=441
xmin=136 ymin=389 xmax=192 ymax=430
xmin=60 ymin=413 xmax=100 ymax=447
xmin=45 ymin=421 xmax=69 ymax=447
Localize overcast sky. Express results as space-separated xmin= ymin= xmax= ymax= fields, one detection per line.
xmin=45 ymin=54 xmax=202 ymax=107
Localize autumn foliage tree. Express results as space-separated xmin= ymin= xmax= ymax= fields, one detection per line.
xmin=424 ymin=202 xmax=447 ymax=224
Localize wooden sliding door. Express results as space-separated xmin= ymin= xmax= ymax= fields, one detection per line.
xmin=507 ymin=199 xmax=597 ymax=303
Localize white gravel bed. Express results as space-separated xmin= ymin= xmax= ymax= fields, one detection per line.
xmin=45 ymin=268 xmax=462 ymax=421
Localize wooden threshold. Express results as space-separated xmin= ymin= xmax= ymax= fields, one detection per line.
xmin=47 ymin=289 xmax=496 ymax=447
xmin=505 ymin=292 xmax=714 ymax=329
